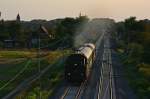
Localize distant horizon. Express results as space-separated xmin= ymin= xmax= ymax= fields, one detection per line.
xmin=0 ymin=0 xmax=150 ymax=22
xmin=0 ymin=14 xmax=149 ymax=22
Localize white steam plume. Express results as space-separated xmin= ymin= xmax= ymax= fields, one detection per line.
xmin=74 ymin=18 xmax=115 ymax=48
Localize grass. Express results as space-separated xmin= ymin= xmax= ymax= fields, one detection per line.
xmin=0 ymin=59 xmax=30 ymax=97
xmin=0 ymin=60 xmax=29 ymax=83
xmin=138 ymin=64 xmax=150 ymax=77
xmin=118 ymin=52 xmax=150 ymax=99
xmin=0 ymin=50 xmax=37 ymax=58
xmin=0 ymin=61 xmax=30 ymax=93
xmin=15 ymin=50 xmax=70 ymax=99
xmin=0 ymin=50 xmax=71 ymax=98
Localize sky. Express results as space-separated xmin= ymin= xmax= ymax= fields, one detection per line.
xmin=0 ymin=0 xmax=150 ymax=21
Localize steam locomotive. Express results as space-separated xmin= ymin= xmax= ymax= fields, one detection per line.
xmin=65 ymin=43 xmax=96 ymax=83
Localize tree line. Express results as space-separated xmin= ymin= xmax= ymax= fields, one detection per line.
xmin=0 ymin=15 xmax=89 ymax=49
xmin=116 ymin=17 xmax=150 ymax=98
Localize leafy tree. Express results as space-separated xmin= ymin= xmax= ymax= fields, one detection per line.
xmin=76 ymin=15 xmax=89 ymax=24
xmin=125 ymin=17 xmax=138 ymax=31
xmin=55 ymin=16 xmax=89 ymax=47
xmin=116 ymin=17 xmax=150 ymax=99
xmin=0 ymin=20 xmax=9 ymax=40
xmin=128 ymin=43 xmax=144 ymax=63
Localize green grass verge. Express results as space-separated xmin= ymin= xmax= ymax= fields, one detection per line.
xmin=0 ymin=51 xmax=37 ymax=58
xmin=15 ymin=50 xmax=70 ymax=99
xmin=119 ymin=52 xmax=150 ymax=99
xmin=0 ymin=50 xmax=71 ymax=98
xmin=25 ymin=59 xmax=65 ymax=99
xmin=0 ymin=59 xmax=29 ymax=97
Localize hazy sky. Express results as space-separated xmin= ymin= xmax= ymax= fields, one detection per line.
xmin=0 ymin=0 xmax=150 ymax=21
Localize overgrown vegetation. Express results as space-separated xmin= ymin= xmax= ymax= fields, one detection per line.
xmin=0 ymin=50 xmax=37 ymax=58
xmin=116 ymin=17 xmax=150 ymax=99
xmin=15 ymin=50 xmax=70 ymax=99
xmin=0 ymin=58 xmax=51 ymax=98
xmin=22 ymin=59 xmax=65 ymax=99
xmin=0 ymin=50 xmax=70 ymax=98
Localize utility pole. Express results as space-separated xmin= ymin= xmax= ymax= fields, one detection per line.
xmin=37 ymin=25 xmax=41 ymax=99
xmin=37 ymin=25 xmax=54 ymax=99
xmin=38 ymin=31 xmax=41 ymax=99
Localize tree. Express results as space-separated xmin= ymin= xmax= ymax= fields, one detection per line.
xmin=0 ymin=20 xmax=10 ymax=41
xmin=76 ymin=15 xmax=89 ymax=24
xmin=125 ymin=17 xmax=137 ymax=31
xmin=127 ymin=43 xmax=144 ymax=64
xmin=138 ymin=32 xmax=150 ymax=63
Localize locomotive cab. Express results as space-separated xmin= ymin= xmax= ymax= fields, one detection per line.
xmin=65 ymin=54 xmax=87 ymax=83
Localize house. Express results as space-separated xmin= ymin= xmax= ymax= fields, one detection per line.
xmin=3 ymin=40 xmax=15 ymax=48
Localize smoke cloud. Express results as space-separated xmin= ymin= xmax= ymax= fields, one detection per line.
xmin=74 ymin=18 xmax=115 ymax=47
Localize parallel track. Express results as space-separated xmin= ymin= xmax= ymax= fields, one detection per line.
xmin=96 ymin=36 xmax=116 ymax=99
xmin=61 ymin=81 xmax=87 ymax=99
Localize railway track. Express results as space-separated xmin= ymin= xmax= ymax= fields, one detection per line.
xmin=61 ymin=81 xmax=87 ymax=99
xmin=95 ymin=36 xmax=116 ymax=99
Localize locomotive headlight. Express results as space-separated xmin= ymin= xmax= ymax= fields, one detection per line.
xmin=74 ymin=64 xmax=78 ymax=66
xmin=68 ymin=73 xmax=71 ymax=76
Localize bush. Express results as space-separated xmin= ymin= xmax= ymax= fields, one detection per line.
xmin=0 ymin=42 xmax=3 ymax=48
xmin=126 ymin=43 xmax=144 ymax=64
xmin=138 ymin=63 xmax=150 ymax=78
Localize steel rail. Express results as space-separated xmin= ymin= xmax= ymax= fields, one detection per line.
xmin=61 ymin=81 xmax=87 ymax=99
xmin=61 ymin=87 xmax=71 ymax=99
xmin=96 ymin=37 xmax=117 ymax=99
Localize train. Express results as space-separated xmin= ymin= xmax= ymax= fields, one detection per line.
xmin=65 ymin=43 xmax=96 ymax=83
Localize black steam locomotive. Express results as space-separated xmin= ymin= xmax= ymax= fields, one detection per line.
xmin=65 ymin=43 xmax=96 ymax=83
